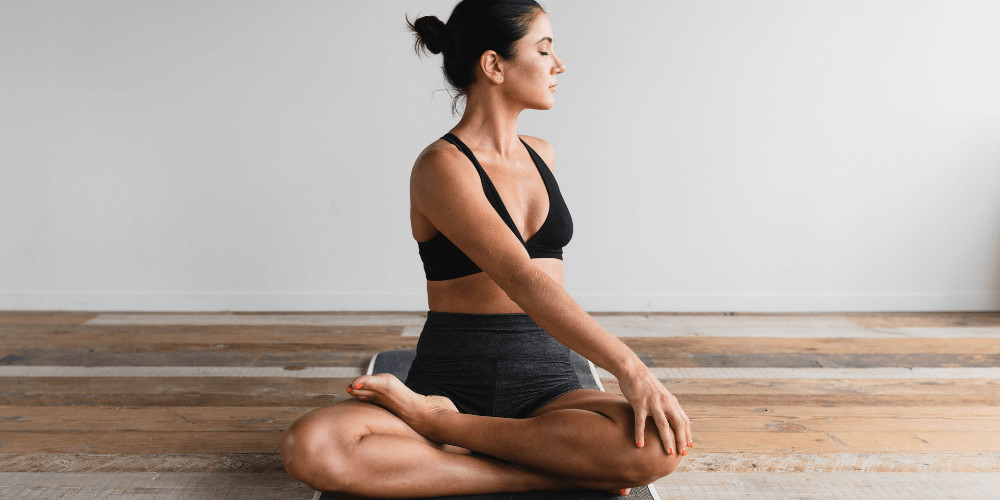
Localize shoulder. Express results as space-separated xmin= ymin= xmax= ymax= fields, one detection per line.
xmin=410 ymin=138 xmax=480 ymax=203
xmin=518 ymin=135 xmax=556 ymax=172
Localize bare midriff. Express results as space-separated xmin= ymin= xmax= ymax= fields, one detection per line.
xmin=426 ymin=258 xmax=563 ymax=314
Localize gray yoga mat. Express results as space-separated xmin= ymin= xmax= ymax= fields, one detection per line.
xmin=314 ymin=349 xmax=659 ymax=500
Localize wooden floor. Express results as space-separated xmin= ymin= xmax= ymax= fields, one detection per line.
xmin=1 ymin=311 xmax=999 ymax=499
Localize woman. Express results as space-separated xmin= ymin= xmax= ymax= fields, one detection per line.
xmin=280 ymin=1 xmax=691 ymax=497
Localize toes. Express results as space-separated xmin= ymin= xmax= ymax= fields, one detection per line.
xmin=346 ymin=373 xmax=398 ymax=397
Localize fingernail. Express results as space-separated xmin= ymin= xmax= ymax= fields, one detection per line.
xmin=636 ymin=440 xmax=643 ymax=448
xmin=346 ymin=387 xmax=352 ymax=392
xmin=668 ymin=447 xmax=674 ymax=455
xmin=619 ymin=488 xmax=628 ymax=495
xmin=688 ymin=441 xmax=694 ymax=448
xmin=681 ymin=449 xmax=687 ymax=456
xmin=354 ymin=383 xmax=363 ymax=389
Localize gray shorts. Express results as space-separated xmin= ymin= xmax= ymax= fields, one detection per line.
xmin=404 ymin=311 xmax=584 ymax=418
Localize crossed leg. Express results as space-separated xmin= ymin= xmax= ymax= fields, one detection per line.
xmin=280 ymin=373 xmax=681 ymax=499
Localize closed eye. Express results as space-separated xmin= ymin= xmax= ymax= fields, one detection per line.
xmin=540 ymin=51 xmax=549 ymax=56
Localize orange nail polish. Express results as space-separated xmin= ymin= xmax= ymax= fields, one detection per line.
xmin=668 ymin=447 xmax=674 ymax=455
xmin=637 ymin=440 xmax=643 ymax=447
xmin=688 ymin=441 xmax=694 ymax=448
xmin=619 ymin=489 xmax=628 ymax=495
xmin=354 ymin=383 xmax=363 ymax=389
xmin=681 ymin=449 xmax=687 ymax=456
xmin=346 ymin=386 xmax=352 ymax=392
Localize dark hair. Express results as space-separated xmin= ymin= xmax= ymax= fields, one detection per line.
xmin=406 ymin=0 xmax=545 ymax=115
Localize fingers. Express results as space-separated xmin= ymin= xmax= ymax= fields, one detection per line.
xmin=663 ymin=401 xmax=691 ymax=455
xmin=682 ymin=408 xmax=694 ymax=449
xmin=633 ymin=408 xmax=647 ymax=449
xmin=672 ymin=416 xmax=687 ymax=456
xmin=652 ymin=411 xmax=677 ymax=456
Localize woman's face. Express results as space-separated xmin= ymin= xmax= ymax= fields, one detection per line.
xmin=502 ymin=11 xmax=566 ymax=110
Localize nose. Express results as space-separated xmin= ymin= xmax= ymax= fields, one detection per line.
xmin=553 ymin=55 xmax=566 ymax=74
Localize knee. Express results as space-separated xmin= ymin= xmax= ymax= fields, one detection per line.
xmin=618 ymin=446 xmax=682 ymax=485
xmin=280 ymin=410 xmax=355 ymax=492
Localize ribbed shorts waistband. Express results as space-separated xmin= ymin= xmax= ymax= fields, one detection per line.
xmin=417 ymin=311 xmax=565 ymax=359
xmin=424 ymin=310 xmax=543 ymax=333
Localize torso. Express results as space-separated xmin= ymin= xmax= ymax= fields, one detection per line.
xmin=410 ymin=133 xmax=564 ymax=314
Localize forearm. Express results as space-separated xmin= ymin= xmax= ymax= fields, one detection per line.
xmin=500 ymin=266 xmax=645 ymax=379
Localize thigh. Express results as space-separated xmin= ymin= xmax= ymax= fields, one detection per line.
xmin=286 ymin=399 xmax=438 ymax=450
xmin=527 ymin=388 xmax=634 ymax=426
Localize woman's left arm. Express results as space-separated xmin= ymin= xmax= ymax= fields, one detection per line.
xmin=503 ymin=269 xmax=692 ymax=454
xmin=514 ymin=138 xmax=692 ymax=454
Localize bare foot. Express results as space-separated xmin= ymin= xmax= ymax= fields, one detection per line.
xmin=346 ymin=373 xmax=458 ymax=438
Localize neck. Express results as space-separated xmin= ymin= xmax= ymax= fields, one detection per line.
xmin=450 ymin=86 xmax=525 ymax=160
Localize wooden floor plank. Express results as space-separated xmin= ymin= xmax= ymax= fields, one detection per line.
xmin=0 ymin=431 xmax=285 ymax=454
xmin=4 ymin=330 xmax=997 ymax=354
xmin=85 ymin=313 xmax=427 ymax=326
xmin=844 ymin=312 xmax=1000 ymax=328
xmin=7 ymin=451 xmax=1000 ymax=474
xmin=0 ymin=312 xmax=97 ymax=326
xmin=5 ymin=376 xmax=997 ymax=407
xmin=1 ymin=430 xmax=997 ymax=455
xmin=0 ymin=472 xmax=311 ymax=499
xmin=4 ymin=452 xmax=999 ymax=473
xmin=676 ymin=452 xmax=1000 ymax=473
xmin=0 ymin=350 xmax=378 ymax=368
xmin=622 ymin=337 xmax=1000 ymax=355
xmin=5 ymin=349 xmax=998 ymax=368
xmin=654 ymin=378 xmax=1000 ymax=396
xmin=0 ymin=324 xmax=411 ymax=349
xmin=0 ymin=453 xmax=284 ymax=473
xmin=1 ymin=376 xmax=350 ymax=406
xmin=3 ymin=406 xmax=997 ymax=433
xmin=653 ymin=472 xmax=1000 ymax=498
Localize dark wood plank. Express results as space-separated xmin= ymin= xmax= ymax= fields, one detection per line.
xmin=1 ymin=377 xmax=352 ymax=406
xmin=0 ymin=324 xmax=411 ymax=350
xmin=0 ymin=350 xmax=376 ymax=367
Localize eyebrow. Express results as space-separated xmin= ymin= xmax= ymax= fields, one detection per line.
xmin=536 ymin=36 xmax=553 ymax=44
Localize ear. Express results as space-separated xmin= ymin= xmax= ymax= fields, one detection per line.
xmin=479 ymin=50 xmax=504 ymax=85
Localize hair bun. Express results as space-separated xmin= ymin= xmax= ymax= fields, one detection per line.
xmin=413 ymin=15 xmax=447 ymax=54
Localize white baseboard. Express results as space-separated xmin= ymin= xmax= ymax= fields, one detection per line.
xmin=0 ymin=290 xmax=997 ymax=312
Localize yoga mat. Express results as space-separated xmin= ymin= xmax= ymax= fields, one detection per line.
xmin=314 ymin=349 xmax=660 ymax=500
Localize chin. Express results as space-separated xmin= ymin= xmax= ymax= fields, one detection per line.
xmin=534 ymin=97 xmax=556 ymax=110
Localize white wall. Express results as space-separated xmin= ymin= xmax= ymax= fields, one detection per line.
xmin=2 ymin=0 xmax=998 ymax=312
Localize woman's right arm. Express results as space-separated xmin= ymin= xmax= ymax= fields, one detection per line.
xmin=411 ymin=148 xmax=692 ymax=455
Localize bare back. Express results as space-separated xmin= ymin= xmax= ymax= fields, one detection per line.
xmin=410 ymin=133 xmax=563 ymax=314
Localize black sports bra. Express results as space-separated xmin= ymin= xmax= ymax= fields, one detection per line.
xmin=417 ymin=133 xmax=573 ymax=281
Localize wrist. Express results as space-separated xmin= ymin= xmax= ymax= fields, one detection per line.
xmin=612 ymin=354 xmax=647 ymax=380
